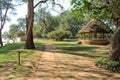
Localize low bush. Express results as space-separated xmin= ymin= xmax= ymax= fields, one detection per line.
xmin=49 ymin=30 xmax=72 ymax=41
xmin=95 ymin=57 xmax=120 ymax=72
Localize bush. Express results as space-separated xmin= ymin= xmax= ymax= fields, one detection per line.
xmin=49 ymin=30 xmax=72 ymax=41
xmin=95 ymin=57 xmax=120 ymax=72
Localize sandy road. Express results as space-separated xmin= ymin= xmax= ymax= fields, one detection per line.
xmin=28 ymin=44 xmax=120 ymax=80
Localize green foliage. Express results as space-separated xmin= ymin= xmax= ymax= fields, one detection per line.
xmin=76 ymin=33 xmax=88 ymax=39
xmin=9 ymin=24 xmax=19 ymax=34
xmin=95 ymin=57 xmax=120 ymax=72
xmin=8 ymin=24 xmax=19 ymax=42
xmin=58 ymin=11 xmax=83 ymax=37
xmin=15 ymin=30 xmax=25 ymax=41
xmin=34 ymin=8 xmax=62 ymax=38
xmin=34 ymin=8 xmax=82 ymax=38
xmin=33 ymin=25 xmax=43 ymax=38
xmin=2 ymin=31 xmax=9 ymax=43
xmin=17 ymin=18 xmax=26 ymax=31
xmin=49 ymin=30 xmax=72 ymax=41
xmin=6 ymin=18 xmax=26 ymax=42
xmin=34 ymin=8 xmax=59 ymax=31
xmin=71 ymin=0 xmax=120 ymax=28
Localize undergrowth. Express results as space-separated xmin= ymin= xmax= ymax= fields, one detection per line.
xmin=95 ymin=57 xmax=120 ymax=72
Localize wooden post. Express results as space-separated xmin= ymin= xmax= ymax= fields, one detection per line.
xmin=18 ymin=51 xmax=21 ymax=65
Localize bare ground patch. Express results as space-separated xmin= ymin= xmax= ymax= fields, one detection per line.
xmin=27 ymin=44 xmax=120 ymax=80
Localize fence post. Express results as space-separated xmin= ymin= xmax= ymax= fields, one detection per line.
xmin=18 ymin=50 xmax=22 ymax=65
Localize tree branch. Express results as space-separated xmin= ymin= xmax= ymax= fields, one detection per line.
xmin=52 ymin=0 xmax=63 ymax=9
xmin=0 ymin=9 xmax=2 ymax=29
xmin=34 ymin=0 xmax=64 ymax=13
xmin=34 ymin=0 xmax=48 ymax=9
xmin=42 ymin=20 xmax=48 ymax=27
xmin=52 ymin=0 xmax=63 ymax=13
xmin=1 ymin=4 xmax=9 ymax=29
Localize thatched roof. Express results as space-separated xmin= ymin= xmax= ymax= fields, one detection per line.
xmin=79 ymin=19 xmax=113 ymax=34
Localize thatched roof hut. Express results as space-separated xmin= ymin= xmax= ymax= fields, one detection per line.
xmin=78 ymin=19 xmax=113 ymax=45
xmin=79 ymin=19 xmax=113 ymax=34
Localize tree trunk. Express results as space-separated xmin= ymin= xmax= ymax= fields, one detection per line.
xmin=0 ymin=29 xmax=3 ymax=46
xmin=109 ymin=18 xmax=120 ymax=61
xmin=24 ymin=0 xmax=35 ymax=49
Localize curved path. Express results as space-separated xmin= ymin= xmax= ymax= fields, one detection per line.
xmin=28 ymin=44 xmax=120 ymax=80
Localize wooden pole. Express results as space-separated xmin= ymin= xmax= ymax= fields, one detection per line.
xmin=18 ymin=51 xmax=21 ymax=65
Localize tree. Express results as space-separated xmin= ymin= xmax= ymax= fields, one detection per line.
xmin=34 ymin=8 xmax=60 ymax=38
xmin=49 ymin=30 xmax=72 ymax=41
xmin=8 ymin=24 xmax=19 ymax=43
xmin=17 ymin=18 xmax=26 ymax=31
xmin=59 ymin=11 xmax=84 ymax=37
xmin=6 ymin=18 xmax=26 ymax=43
xmin=24 ymin=0 xmax=34 ymax=49
xmin=2 ymin=31 xmax=9 ymax=44
xmin=0 ymin=0 xmax=13 ymax=46
xmin=17 ymin=18 xmax=26 ymax=41
xmin=34 ymin=10 xmax=83 ymax=39
xmin=71 ymin=0 xmax=120 ymax=61
xmin=25 ymin=0 xmax=63 ymax=49
xmin=0 ymin=0 xmax=22 ymax=46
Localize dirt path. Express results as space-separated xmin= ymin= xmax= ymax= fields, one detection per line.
xmin=28 ymin=44 xmax=120 ymax=80
xmin=29 ymin=44 xmax=62 ymax=80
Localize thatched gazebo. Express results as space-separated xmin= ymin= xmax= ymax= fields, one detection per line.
xmin=79 ymin=19 xmax=113 ymax=45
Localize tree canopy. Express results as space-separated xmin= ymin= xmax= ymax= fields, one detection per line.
xmin=71 ymin=0 xmax=120 ymax=28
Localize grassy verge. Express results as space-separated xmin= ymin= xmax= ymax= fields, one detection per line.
xmin=37 ymin=39 xmax=109 ymax=59
xmin=0 ymin=42 xmax=43 ymax=63
xmin=0 ymin=41 xmax=44 ymax=79
xmin=95 ymin=57 xmax=120 ymax=72
xmin=0 ymin=43 xmax=25 ymax=63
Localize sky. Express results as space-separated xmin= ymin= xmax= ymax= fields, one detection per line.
xmin=3 ymin=0 xmax=71 ymax=33
xmin=3 ymin=4 xmax=27 ymax=32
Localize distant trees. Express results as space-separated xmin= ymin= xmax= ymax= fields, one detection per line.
xmin=4 ymin=18 xmax=26 ymax=43
xmin=58 ymin=12 xmax=84 ymax=37
xmin=34 ymin=8 xmax=59 ymax=38
xmin=2 ymin=0 xmax=82 ymax=47
xmin=0 ymin=0 xmax=24 ymax=46
xmin=3 ymin=1 xmax=82 ymax=45
xmin=34 ymin=9 xmax=82 ymax=40
xmin=49 ymin=30 xmax=72 ymax=41
xmin=8 ymin=24 xmax=19 ymax=43
xmin=16 ymin=18 xmax=26 ymax=41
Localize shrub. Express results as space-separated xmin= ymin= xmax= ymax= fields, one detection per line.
xmin=95 ymin=57 xmax=120 ymax=72
xmin=49 ymin=30 xmax=72 ymax=41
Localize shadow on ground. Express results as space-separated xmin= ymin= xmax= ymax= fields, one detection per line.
xmin=46 ymin=43 xmax=109 ymax=59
